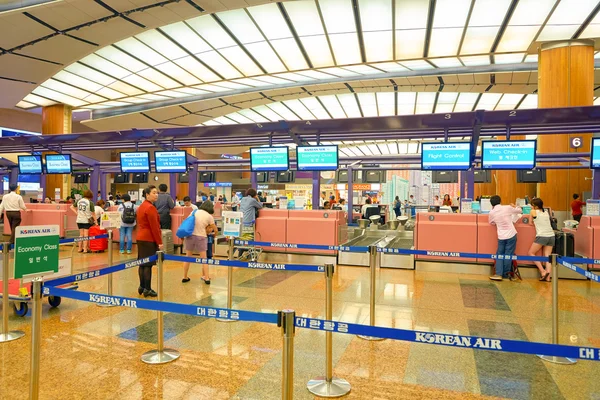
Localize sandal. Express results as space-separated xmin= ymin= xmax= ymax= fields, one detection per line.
xmin=539 ymin=272 xmax=549 ymax=281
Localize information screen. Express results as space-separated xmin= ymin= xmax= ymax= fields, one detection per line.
xmin=421 ymin=142 xmax=471 ymax=170
xmin=120 ymin=152 xmax=150 ymax=173
xmin=297 ymin=145 xmax=339 ymax=171
xmin=18 ymin=155 xmax=42 ymax=174
xmin=45 ymin=154 xmax=72 ymax=174
xmin=482 ymin=140 xmax=537 ymax=170
xmin=250 ymin=147 xmax=289 ymax=172
xmin=591 ymin=137 xmax=600 ymax=169
xmin=154 ymin=151 xmax=187 ymax=173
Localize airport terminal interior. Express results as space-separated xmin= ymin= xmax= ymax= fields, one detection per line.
xmin=2 ymin=0 xmax=600 ymax=399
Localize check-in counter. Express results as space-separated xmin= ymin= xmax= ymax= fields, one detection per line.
xmin=476 ymin=214 xmax=540 ymax=265
xmin=569 ymin=216 xmax=600 ymax=270
xmin=414 ymin=213 xmax=478 ymax=263
xmin=4 ymin=203 xmax=78 ymax=238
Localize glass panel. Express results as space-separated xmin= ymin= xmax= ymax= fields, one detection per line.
xmin=319 ymin=95 xmax=347 ymax=118
xmin=114 ymin=37 xmax=167 ymax=66
xmin=248 ymin=4 xmax=293 ymax=40
xmin=253 ymin=105 xmax=284 ymax=121
xmin=299 ymin=36 xmax=334 ymax=68
xmin=161 ymin=22 xmax=213 ymax=54
xmin=337 ymin=93 xmax=362 ymax=117
xmin=245 ymin=42 xmax=288 ymax=73
xmin=376 ymin=92 xmax=395 ymax=116
xmin=138 ymin=68 xmax=180 ymax=89
xmin=155 ymin=62 xmax=202 ymax=86
xmin=460 ymin=27 xmax=498 ymax=55
xmin=136 ymin=30 xmax=187 ymax=60
xmin=319 ymin=0 xmax=356 ymax=34
xmin=187 ymin=15 xmax=236 ymax=49
xmin=271 ymin=38 xmax=309 ymax=70
xmin=219 ymin=46 xmax=263 ymax=76
xmin=357 ymin=93 xmax=378 ymax=117
xmin=395 ymin=29 xmax=425 ymax=59
xmin=217 ymin=9 xmax=265 ymax=44
xmin=96 ymin=46 xmax=147 ymax=73
xmin=328 ymin=33 xmax=362 ymax=65
xmin=174 ymin=56 xmax=220 ymax=82
xmin=363 ymin=31 xmax=393 ymax=62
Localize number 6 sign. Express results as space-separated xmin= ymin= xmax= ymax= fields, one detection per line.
xmin=571 ymin=137 xmax=583 ymax=149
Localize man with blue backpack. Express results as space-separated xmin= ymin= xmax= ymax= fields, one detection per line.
xmin=117 ymin=194 xmax=137 ymax=254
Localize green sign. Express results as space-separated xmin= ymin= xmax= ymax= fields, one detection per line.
xmin=297 ymin=145 xmax=339 ymax=171
xmin=250 ymin=147 xmax=289 ymax=171
xmin=14 ymin=225 xmax=59 ymax=279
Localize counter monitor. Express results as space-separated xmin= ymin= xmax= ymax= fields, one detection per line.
xmin=120 ymin=152 xmax=150 ymax=173
xmin=45 ymin=154 xmax=72 ymax=174
xmin=154 ymin=151 xmax=187 ymax=173
xmin=421 ymin=142 xmax=471 ymax=170
xmin=250 ymin=147 xmax=289 ymax=172
xmin=591 ymin=137 xmax=600 ymax=169
xmin=296 ymin=145 xmax=338 ymax=171
xmin=18 ymin=155 xmax=42 ymax=174
xmin=481 ymin=140 xmax=536 ymax=170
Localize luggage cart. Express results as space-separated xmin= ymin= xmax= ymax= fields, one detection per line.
xmin=0 ymin=278 xmax=78 ymax=317
xmin=235 ymin=222 xmax=262 ymax=262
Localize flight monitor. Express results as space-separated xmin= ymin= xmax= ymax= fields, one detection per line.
xmin=154 ymin=151 xmax=187 ymax=173
xmin=45 ymin=154 xmax=72 ymax=174
xmin=18 ymin=155 xmax=42 ymax=174
xmin=421 ymin=142 xmax=471 ymax=170
xmin=120 ymin=152 xmax=150 ymax=173
xmin=591 ymin=137 xmax=600 ymax=169
xmin=296 ymin=145 xmax=339 ymax=171
xmin=250 ymin=147 xmax=289 ymax=172
xmin=481 ymin=140 xmax=536 ymax=170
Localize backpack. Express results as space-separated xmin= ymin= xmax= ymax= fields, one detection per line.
xmin=176 ymin=210 xmax=197 ymax=239
xmin=122 ymin=204 xmax=136 ymax=224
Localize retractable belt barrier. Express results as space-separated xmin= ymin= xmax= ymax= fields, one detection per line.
xmin=163 ymin=253 xmax=325 ymax=272
xmin=41 ymin=286 xmax=600 ymax=362
xmin=558 ymin=257 xmax=600 ymax=283
xmin=59 ymin=234 xmax=109 ymax=244
xmin=45 ymin=255 xmax=158 ymax=287
xmin=376 ymin=247 xmax=550 ymax=262
xmin=234 ymin=239 xmax=369 ymax=253
xmin=0 ymin=243 xmax=13 ymax=251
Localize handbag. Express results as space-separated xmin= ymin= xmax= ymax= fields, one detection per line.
xmin=176 ymin=210 xmax=197 ymax=239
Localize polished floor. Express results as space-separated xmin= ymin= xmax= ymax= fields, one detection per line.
xmin=1 ymin=245 xmax=600 ymax=399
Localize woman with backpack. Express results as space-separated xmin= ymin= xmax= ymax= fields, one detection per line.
xmin=181 ymin=201 xmax=217 ymax=284
xmin=117 ymin=194 xmax=137 ymax=254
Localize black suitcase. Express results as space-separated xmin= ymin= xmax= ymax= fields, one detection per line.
xmin=553 ymin=232 xmax=574 ymax=257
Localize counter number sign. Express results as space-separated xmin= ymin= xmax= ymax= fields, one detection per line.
xmin=14 ymin=225 xmax=59 ymax=279
xmin=570 ymin=137 xmax=582 ymax=149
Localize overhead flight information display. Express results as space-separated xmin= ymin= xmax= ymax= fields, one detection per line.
xmin=591 ymin=138 xmax=600 ymax=169
xmin=120 ymin=152 xmax=150 ymax=173
xmin=250 ymin=147 xmax=289 ymax=172
xmin=154 ymin=151 xmax=187 ymax=173
xmin=482 ymin=140 xmax=537 ymax=170
xmin=421 ymin=142 xmax=471 ymax=170
xmin=45 ymin=154 xmax=72 ymax=174
xmin=297 ymin=145 xmax=339 ymax=171
xmin=18 ymin=155 xmax=42 ymax=174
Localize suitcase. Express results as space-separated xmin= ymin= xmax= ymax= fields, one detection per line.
xmin=89 ymin=225 xmax=108 ymax=253
xmin=553 ymin=231 xmax=574 ymax=257
xmin=161 ymin=229 xmax=174 ymax=254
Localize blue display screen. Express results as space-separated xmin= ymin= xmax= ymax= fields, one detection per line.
xmin=421 ymin=142 xmax=471 ymax=170
xmin=591 ymin=138 xmax=600 ymax=169
xmin=154 ymin=151 xmax=187 ymax=173
xmin=18 ymin=155 xmax=42 ymax=174
xmin=482 ymin=140 xmax=537 ymax=170
xmin=120 ymin=152 xmax=150 ymax=173
xmin=45 ymin=154 xmax=72 ymax=174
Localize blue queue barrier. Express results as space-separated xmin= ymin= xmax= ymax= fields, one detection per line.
xmin=377 ymin=247 xmax=550 ymax=263
xmin=558 ymin=257 xmax=600 ymax=283
xmin=234 ymin=239 xmax=369 ymax=253
xmin=59 ymin=234 xmax=108 ymax=244
xmin=163 ymin=254 xmax=325 ymax=272
xmin=42 ymin=286 xmax=600 ymax=362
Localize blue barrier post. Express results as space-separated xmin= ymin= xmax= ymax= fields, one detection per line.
xmin=29 ymin=278 xmax=43 ymax=400
xmin=539 ymin=254 xmax=577 ymax=365
xmin=307 ymin=263 xmax=351 ymax=397
xmin=359 ymin=246 xmax=384 ymax=341
xmin=97 ymin=230 xmax=115 ymax=308
xmin=279 ymin=309 xmax=296 ymax=400
xmin=141 ymin=252 xmax=180 ymax=365
xmin=1 ymin=242 xmax=24 ymax=343
xmin=217 ymin=239 xmax=236 ymax=323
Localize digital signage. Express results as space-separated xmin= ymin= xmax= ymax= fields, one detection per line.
xmin=297 ymin=145 xmax=339 ymax=171
xmin=45 ymin=154 xmax=72 ymax=174
xmin=421 ymin=142 xmax=471 ymax=170
xmin=481 ymin=140 xmax=537 ymax=170
xmin=591 ymin=137 xmax=600 ymax=169
xmin=18 ymin=155 xmax=42 ymax=174
xmin=250 ymin=147 xmax=289 ymax=172
xmin=120 ymin=152 xmax=150 ymax=173
xmin=154 ymin=151 xmax=187 ymax=173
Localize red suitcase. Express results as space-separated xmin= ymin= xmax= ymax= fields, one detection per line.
xmin=88 ymin=225 xmax=108 ymax=253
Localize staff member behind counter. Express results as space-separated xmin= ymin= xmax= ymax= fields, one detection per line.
xmin=0 ymin=184 xmax=27 ymax=243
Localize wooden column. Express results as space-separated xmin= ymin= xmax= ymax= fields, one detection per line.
xmin=474 ymin=170 xmax=536 ymax=201
xmin=538 ymin=40 xmax=594 ymax=211
xmin=42 ymin=104 xmax=72 ymax=199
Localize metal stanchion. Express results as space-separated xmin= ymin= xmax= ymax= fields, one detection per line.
xmin=1 ymin=243 xmax=24 ymax=342
xmin=29 ymin=278 xmax=42 ymax=400
xmin=97 ymin=230 xmax=115 ymax=308
xmin=217 ymin=239 xmax=236 ymax=322
xmin=141 ymin=251 xmax=180 ymax=364
xmin=307 ymin=264 xmax=351 ymax=397
xmin=358 ymin=246 xmax=384 ymax=341
xmin=279 ymin=309 xmax=296 ymax=400
xmin=538 ymin=254 xmax=576 ymax=365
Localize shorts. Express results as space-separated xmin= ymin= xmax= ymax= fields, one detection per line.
xmin=535 ymin=236 xmax=555 ymax=247
xmin=137 ymin=240 xmax=158 ymax=267
xmin=77 ymin=223 xmax=92 ymax=230
xmin=184 ymin=235 xmax=208 ymax=254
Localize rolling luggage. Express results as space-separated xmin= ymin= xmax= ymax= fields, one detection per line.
xmin=553 ymin=231 xmax=574 ymax=257
xmin=161 ymin=229 xmax=174 ymax=254
xmin=89 ymin=225 xmax=108 ymax=253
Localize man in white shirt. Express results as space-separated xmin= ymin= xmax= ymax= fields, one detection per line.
xmin=488 ymin=195 xmax=522 ymax=281
xmin=0 ymin=184 xmax=27 ymax=243
xmin=183 ymin=196 xmax=198 ymax=210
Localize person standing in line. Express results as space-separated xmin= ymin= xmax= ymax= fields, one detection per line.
xmin=95 ymin=200 xmax=106 ymax=225
xmin=528 ymin=198 xmax=555 ymax=282
xmin=488 ymin=195 xmax=522 ymax=281
xmin=117 ymin=194 xmax=137 ymax=254
xmin=571 ymin=194 xmax=585 ymax=223
xmin=136 ymin=186 xmax=163 ymax=297
xmin=182 ymin=201 xmax=217 ymax=284
xmin=155 ymin=183 xmax=175 ymax=230
xmin=71 ymin=190 xmax=95 ymax=253
xmin=183 ymin=196 xmax=198 ymax=210
xmin=0 ymin=184 xmax=27 ymax=243
xmin=393 ymin=196 xmax=401 ymax=218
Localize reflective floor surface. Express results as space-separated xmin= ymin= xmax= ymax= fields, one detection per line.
xmin=2 ymin=245 xmax=600 ymax=399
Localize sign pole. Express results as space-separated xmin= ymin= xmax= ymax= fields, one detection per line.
xmin=358 ymin=246 xmax=384 ymax=341
xmin=29 ymin=278 xmax=43 ymax=400
xmin=217 ymin=239 xmax=236 ymax=323
xmin=97 ymin=229 xmax=115 ymax=307
xmin=0 ymin=243 xmax=24 ymax=342
xmin=279 ymin=309 xmax=296 ymax=400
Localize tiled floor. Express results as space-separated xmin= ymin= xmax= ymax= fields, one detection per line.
xmin=2 ymin=245 xmax=600 ymax=399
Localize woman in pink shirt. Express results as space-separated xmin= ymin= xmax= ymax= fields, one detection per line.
xmin=488 ymin=195 xmax=522 ymax=281
xmin=182 ymin=201 xmax=217 ymax=284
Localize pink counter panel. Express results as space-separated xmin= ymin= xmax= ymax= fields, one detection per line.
xmin=476 ymin=215 xmax=540 ymax=264
xmin=415 ymin=213 xmax=478 ymax=262
xmin=3 ymin=204 xmax=77 ymax=238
